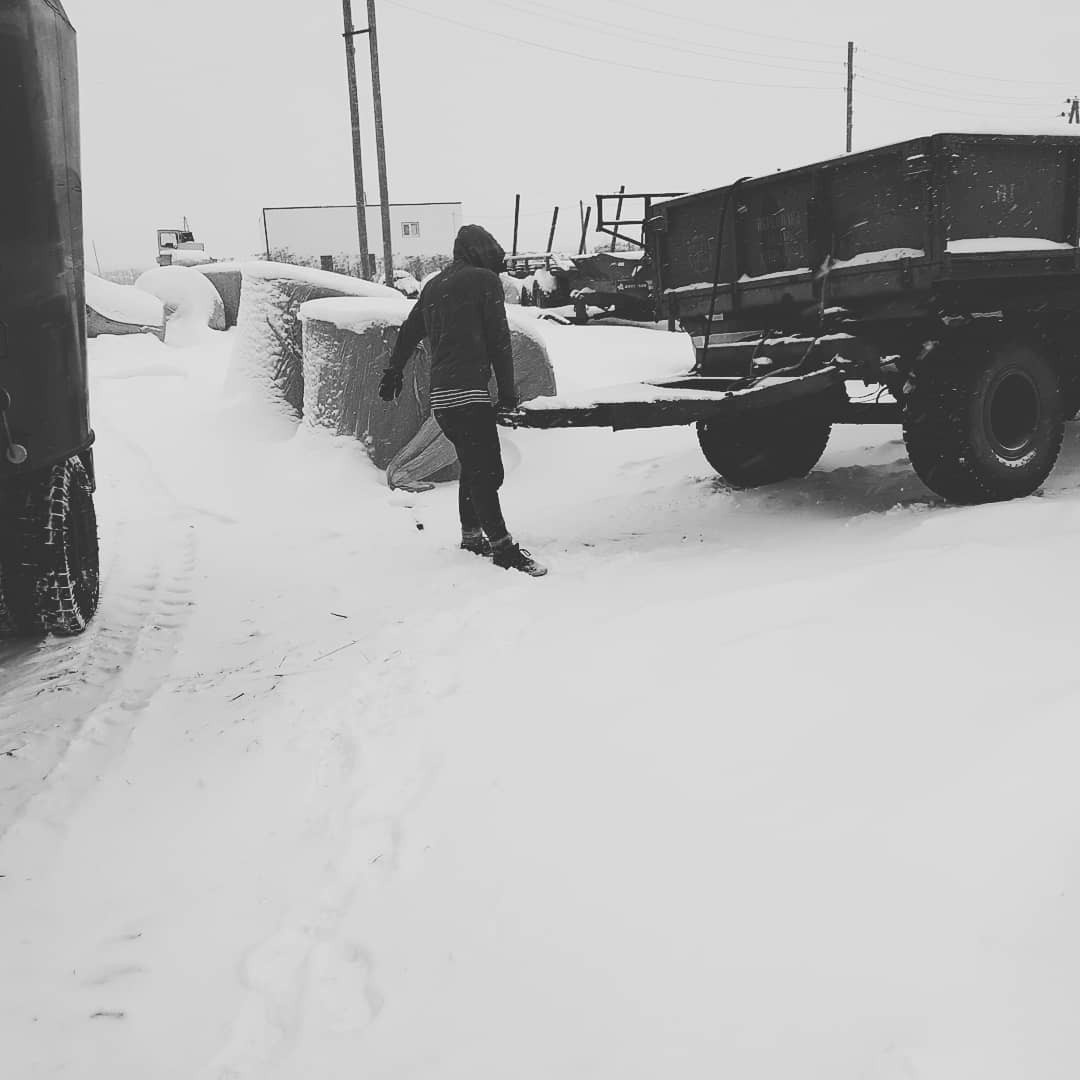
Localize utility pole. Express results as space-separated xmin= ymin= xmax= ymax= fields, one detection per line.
xmin=341 ymin=0 xmax=371 ymax=277
xmin=846 ymin=41 xmax=855 ymax=153
xmin=1064 ymin=97 xmax=1080 ymax=124
xmin=366 ymin=0 xmax=394 ymax=289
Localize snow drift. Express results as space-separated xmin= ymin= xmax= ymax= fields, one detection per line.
xmin=85 ymin=272 xmax=165 ymax=340
xmin=229 ymin=262 xmax=399 ymax=416
xmin=134 ymin=265 xmax=227 ymax=345
xmin=299 ymin=297 xmax=556 ymax=480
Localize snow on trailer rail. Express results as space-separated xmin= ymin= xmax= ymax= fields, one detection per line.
xmin=516 ymin=368 xmax=850 ymax=431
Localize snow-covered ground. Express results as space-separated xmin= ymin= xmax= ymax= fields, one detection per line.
xmin=5 ymin=316 xmax=1080 ymax=1079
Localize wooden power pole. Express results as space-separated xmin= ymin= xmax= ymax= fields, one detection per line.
xmin=341 ymin=0 xmax=371 ymax=276
xmin=846 ymin=41 xmax=855 ymax=153
xmin=366 ymin=0 xmax=394 ymax=288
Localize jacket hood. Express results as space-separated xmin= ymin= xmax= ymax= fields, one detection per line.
xmin=453 ymin=224 xmax=506 ymax=273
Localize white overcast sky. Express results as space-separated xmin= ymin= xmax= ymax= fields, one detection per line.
xmin=64 ymin=0 xmax=1080 ymax=269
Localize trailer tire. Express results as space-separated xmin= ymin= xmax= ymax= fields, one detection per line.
xmin=696 ymin=408 xmax=833 ymax=488
xmin=900 ymin=340 xmax=1064 ymax=503
xmin=0 ymin=456 xmax=100 ymax=636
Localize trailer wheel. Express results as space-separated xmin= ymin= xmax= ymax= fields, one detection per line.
xmin=0 ymin=456 xmax=100 ymax=636
xmin=696 ymin=408 xmax=833 ymax=488
xmin=900 ymin=341 xmax=1064 ymax=504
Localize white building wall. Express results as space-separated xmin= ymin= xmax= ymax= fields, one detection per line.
xmin=263 ymin=203 xmax=462 ymax=263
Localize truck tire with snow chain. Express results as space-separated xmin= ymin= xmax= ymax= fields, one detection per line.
xmin=899 ymin=341 xmax=1064 ymax=504
xmin=696 ymin=408 xmax=833 ymax=488
xmin=0 ymin=455 xmax=100 ymax=636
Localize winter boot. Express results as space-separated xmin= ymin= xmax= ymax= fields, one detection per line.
xmin=460 ymin=530 xmax=492 ymax=557
xmin=492 ymin=539 xmax=548 ymax=577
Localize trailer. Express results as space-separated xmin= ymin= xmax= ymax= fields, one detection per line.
xmin=516 ymin=133 xmax=1080 ymax=504
xmin=0 ymin=0 xmax=99 ymax=636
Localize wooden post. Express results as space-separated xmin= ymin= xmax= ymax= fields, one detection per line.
xmin=578 ymin=205 xmax=592 ymax=255
xmin=366 ymin=0 xmax=394 ymax=288
xmin=610 ymin=184 xmax=626 ymax=251
xmin=341 ymin=0 xmax=371 ymax=276
xmin=512 ymin=193 xmax=521 ymax=255
xmin=546 ymin=206 xmax=559 ymax=253
xmin=846 ymin=42 xmax=854 ymax=153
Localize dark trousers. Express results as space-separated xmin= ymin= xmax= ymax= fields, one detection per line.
xmin=434 ymin=404 xmax=508 ymax=542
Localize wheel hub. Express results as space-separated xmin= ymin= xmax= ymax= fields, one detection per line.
xmin=986 ymin=370 xmax=1041 ymax=458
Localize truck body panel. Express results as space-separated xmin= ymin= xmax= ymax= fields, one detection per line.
xmin=651 ymin=133 xmax=1080 ymax=330
xmin=0 ymin=0 xmax=90 ymax=479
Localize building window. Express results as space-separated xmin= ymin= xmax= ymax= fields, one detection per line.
xmin=401 ymin=221 xmax=421 ymax=238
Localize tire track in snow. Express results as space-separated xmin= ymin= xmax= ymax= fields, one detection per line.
xmin=0 ymin=422 xmax=199 ymax=838
xmin=0 ymin=516 xmax=197 ymax=837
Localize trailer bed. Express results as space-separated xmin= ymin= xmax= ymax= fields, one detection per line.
xmin=650 ymin=133 xmax=1080 ymax=330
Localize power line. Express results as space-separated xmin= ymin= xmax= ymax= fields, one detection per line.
xmin=859 ymin=72 xmax=1056 ymax=108
xmin=860 ymin=48 xmax=1072 ymax=87
xmin=859 ymin=88 xmax=1061 ymax=120
xmin=588 ymin=0 xmax=836 ymax=50
xmin=384 ymin=0 xmax=840 ymax=90
xmin=484 ymin=0 xmax=841 ymax=71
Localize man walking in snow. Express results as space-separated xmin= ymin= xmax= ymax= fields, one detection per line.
xmin=379 ymin=224 xmax=547 ymax=577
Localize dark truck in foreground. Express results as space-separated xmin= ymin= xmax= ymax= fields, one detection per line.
xmin=519 ymin=133 xmax=1080 ymax=504
xmin=0 ymin=0 xmax=99 ymax=636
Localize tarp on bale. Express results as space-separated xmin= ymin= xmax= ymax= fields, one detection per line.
xmin=299 ymin=296 xmax=556 ymax=485
xmin=196 ymin=262 xmax=244 ymax=328
xmin=85 ymin=272 xmax=165 ymax=340
xmin=230 ymin=262 xmax=400 ymax=416
xmin=385 ymin=415 xmax=459 ymax=492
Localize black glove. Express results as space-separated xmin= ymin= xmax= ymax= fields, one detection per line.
xmin=379 ymin=367 xmax=403 ymax=402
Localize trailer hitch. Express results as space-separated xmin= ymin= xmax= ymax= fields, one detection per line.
xmin=0 ymin=388 xmax=28 ymax=465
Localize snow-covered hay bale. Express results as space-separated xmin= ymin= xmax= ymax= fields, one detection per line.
xmin=506 ymin=307 xmax=557 ymax=403
xmin=134 ymin=265 xmax=227 ymax=345
xmin=500 ymin=273 xmax=522 ymax=304
xmin=196 ymin=263 xmax=243 ymax=328
xmin=85 ymin=272 xmax=165 ymax=340
xmin=299 ymin=297 xmax=557 ymax=479
xmin=231 ymin=262 xmax=400 ymax=416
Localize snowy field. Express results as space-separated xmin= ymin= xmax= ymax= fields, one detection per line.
xmin=4 ymin=316 xmax=1080 ymax=1079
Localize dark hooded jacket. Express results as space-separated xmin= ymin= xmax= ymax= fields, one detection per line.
xmin=387 ymin=224 xmax=516 ymax=404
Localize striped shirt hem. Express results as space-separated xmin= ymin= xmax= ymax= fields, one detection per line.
xmin=430 ymin=388 xmax=493 ymax=411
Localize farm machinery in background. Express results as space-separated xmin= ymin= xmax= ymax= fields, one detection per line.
xmin=156 ymin=219 xmax=211 ymax=266
xmin=504 ymin=192 xmax=682 ymax=323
